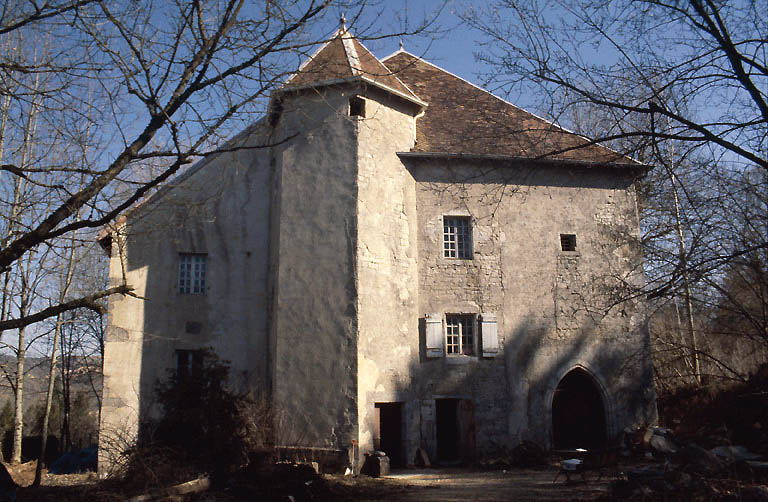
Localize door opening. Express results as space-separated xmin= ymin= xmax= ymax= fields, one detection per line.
xmin=374 ymin=402 xmax=403 ymax=467
xmin=436 ymin=399 xmax=459 ymax=462
xmin=552 ymin=368 xmax=607 ymax=450
xmin=436 ymin=398 xmax=475 ymax=463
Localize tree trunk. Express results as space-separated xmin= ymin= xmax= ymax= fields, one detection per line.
xmin=33 ymin=313 xmax=63 ymax=486
xmin=11 ymin=326 xmax=25 ymax=464
xmin=60 ymin=330 xmax=72 ymax=453
xmin=9 ymin=61 xmax=42 ymax=466
xmin=664 ymin=116 xmax=701 ymax=385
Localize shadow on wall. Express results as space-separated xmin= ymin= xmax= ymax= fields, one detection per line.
xmin=369 ymin=158 xmax=657 ymax=465
xmin=374 ymin=312 xmax=655 ymax=467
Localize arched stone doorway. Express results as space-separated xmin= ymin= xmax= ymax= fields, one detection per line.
xmin=551 ymin=368 xmax=607 ymax=450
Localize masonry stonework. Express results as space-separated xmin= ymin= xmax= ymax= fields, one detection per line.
xmin=98 ymin=27 xmax=657 ymax=473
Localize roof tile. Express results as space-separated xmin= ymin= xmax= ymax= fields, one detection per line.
xmin=383 ymin=52 xmax=634 ymax=164
xmin=286 ymin=37 xmax=354 ymax=87
xmin=285 ymin=31 xmax=420 ymax=102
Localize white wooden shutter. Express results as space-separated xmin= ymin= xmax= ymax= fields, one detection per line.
xmin=425 ymin=313 xmax=443 ymax=358
xmin=480 ymin=313 xmax=498 ymax=357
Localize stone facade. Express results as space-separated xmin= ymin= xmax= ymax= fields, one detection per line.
xmin=98 ymin=28 xmax=657 ymax=472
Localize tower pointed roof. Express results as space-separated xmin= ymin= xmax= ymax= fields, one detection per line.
xmin=284 ymin=27 xmax=423 ymax=106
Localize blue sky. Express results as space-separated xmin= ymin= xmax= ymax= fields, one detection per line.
xmin=358 ymin=1 xmax=484 ymax=78
xmin=335 ymin=0 xmax=543 ymax=113
xmin=341 ymin=0 xmax=494 ymax=92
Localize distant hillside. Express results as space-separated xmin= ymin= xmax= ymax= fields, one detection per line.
xmin=0 ymin=355 xmax=102 ymax=450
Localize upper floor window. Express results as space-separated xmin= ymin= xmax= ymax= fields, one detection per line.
xmin=446 ymin=314 xmax=475 ymax=356
xmin=349 ymin=96 xmax=366 ymax=117
xmin=443 ymin=216 xmax=472 ymax=259
xmin=178 ymin=254 xmax=206 ymax=294
xmin=175 ymin=349 xmax=203 ymax=381
xmin=560 ymin=234 xmax=577 ymax=252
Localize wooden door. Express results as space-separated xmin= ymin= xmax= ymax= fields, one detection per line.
xmin=457 ymin=399 xmax=476 ymax=462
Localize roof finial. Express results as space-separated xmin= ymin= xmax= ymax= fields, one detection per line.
xmin=399 ymin=38 xmax=404 ymax=51
xmin=340 ymin=13 xmax=346 ymax=31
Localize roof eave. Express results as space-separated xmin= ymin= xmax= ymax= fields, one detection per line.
xmin=279 ymin=75 xmax=428 ymax=112
xmin=397 ymin=151 xmax=652 ymax=172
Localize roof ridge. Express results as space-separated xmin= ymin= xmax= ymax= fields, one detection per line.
xmin=340 ymin=31 xmax=360 ymax=76
xmin=382 ymin=50 xmax=637 ymax=164
xmin=377 ymin=58 xmax=421 ymax=107
xmin=350 ymin=39 xmax=420 ymax=101
xmin=381 ymin=46 xmax=408 ymax=62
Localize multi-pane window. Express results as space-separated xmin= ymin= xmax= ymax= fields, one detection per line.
xmin=446 ymin=315 xmax=475 ymax=355
xmin=178 ymin=254 xmax=207 ymax=294
xmin=443 ymin=217 xmax=472 ymax=259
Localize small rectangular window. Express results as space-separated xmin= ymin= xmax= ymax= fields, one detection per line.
xmin=175 ymin=349 xmax=203 ymax=381
xmin=446 ymin=315 xmax=475 ymax=356
xmin=349 ymin=96 xmax=365 ymax=118
xmin=178 ymin=254 xmax=207 ymax=294
xmin=443 ymin=217 xmax=472 ymax=259
xmin=560 ymin=234 xmax=577 ymax=252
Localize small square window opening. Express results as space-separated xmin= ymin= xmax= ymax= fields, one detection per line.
xmin=179 ymin=254 xmax=207 ymax=294
xmin=349 ymin=96 xmax=365 ymax=118
xmin=443 ymin=217 xmax=472 ymax=259
xmin=446 ymin=315 xmax=475 ymax=356
xmin=560 ymin=234 xmax=577 ymax=252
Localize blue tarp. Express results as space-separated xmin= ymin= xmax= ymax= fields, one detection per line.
xmin=49 ymin=445 xmax=97 ymax=474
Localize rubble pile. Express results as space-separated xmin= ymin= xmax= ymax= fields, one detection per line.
xmin=608 ymin=366 xmax=768 ymax=501
xmin=607 ymin=431 xmax=768 ymax=501
xmin=658 ymin=365 xmax=768 ymax=454
xmin=223 ymin=461 xmax=331 ymax=502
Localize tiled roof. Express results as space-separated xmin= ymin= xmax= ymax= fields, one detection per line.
xmin=383 ymin=51 xmax=636 ymax=165
xmin=285 ymin=29 xmax=420 ymax=102
xmin=286 ymin=36 xmax=352 ymax=86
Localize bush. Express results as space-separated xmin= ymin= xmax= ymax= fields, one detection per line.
xmin=124 ymin=349 xmax=273 ymax=485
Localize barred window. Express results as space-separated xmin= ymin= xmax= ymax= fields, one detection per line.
xmin=178 ymin=254 xmax=207 ymax=294
xmin=443 ymin=217 xmax=472 ymax=259
xmin=446 ymin=315 xmax=475 ymax=356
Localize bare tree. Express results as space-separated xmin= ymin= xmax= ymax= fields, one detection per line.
xmin=0 ymin=0 xmax=437 ymax=475
xmin=466 ymin=0 xmax=766 ymax=170
xmin=0 ymin=0 xmax=434 ymax=334
xmin=464 ymin=0 xmax=768 ymax=382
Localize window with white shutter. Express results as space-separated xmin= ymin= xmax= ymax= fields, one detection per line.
xmin=425 ymin=313 xmax=443 ymax=358
xmin=480 ymin=313 xmax=498 ymax=357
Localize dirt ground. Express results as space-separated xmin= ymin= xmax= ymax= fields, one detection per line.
xmin=349 ymin=468 xmax=610 ymax=502
xmin=12 ymin=466 xmax=610 ymax=501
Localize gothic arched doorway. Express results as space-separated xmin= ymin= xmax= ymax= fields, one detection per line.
xmin=551 ymin=368 xmax=607 ymax=450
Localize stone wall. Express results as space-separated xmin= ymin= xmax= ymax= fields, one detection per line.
xmin=409 ymin=160 xmax=656 ymax=453
xmin=354 ymin=88 xmax=420 ymax=465
xmin=99 ymin=79 xmax=657 ymax=472
xmin=98 ymin=127 xmax=273 ymax=471
xmin=269 ymin=86 xmax=361 ymax=450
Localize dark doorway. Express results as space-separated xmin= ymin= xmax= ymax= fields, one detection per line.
xmin=374 ymin=402 xmax=403 ymax=467
xmin=436 ymin=399 xmax=475 ymax=463
xmin=436 ymin=399 xmax=459 ymax=462
xmin=552 ymin=368 xmax=607 ymax=450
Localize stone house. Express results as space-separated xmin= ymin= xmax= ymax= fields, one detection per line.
xmin=98 ymin=26 xmax=657 ymax=470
